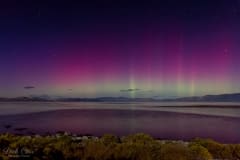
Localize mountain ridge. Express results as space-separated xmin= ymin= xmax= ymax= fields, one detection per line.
xmin=1 ymin=93 xmax=240 ymax=102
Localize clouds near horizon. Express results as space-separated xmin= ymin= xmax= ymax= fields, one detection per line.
xmin=24 ymin=86 xmax=35 ymax=90
xmin=120 ymin=89 xmax=140 ymax=92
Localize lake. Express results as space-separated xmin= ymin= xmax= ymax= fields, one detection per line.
xmin=0 ymin=102 xmax=240 ymax=143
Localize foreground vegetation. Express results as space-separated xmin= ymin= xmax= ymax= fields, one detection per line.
xmin=0 ymin=133 xmax=240 ymax=160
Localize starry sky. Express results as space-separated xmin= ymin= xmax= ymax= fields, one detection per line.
xmin=1 ymin=0 xmax=240 ymax=98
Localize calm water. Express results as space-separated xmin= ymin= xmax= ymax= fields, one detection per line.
xmin=0 ymin=102 xmax=240 ymax=143
xmin=0 ymin=102 xmax=240 ymax=117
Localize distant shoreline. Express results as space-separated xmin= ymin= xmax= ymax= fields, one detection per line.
xmin=1 ymin=100 xmax=240 ymax=107
xmin=1 ymin=92 xmax=240 ymax=102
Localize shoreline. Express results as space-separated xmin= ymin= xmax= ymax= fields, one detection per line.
xmin=0 ymin=132 xmax=239 ymax=160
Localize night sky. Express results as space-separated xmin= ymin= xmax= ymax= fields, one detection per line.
xmin=1 ymin=0 xmax=240 ymax=98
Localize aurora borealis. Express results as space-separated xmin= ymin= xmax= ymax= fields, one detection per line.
xmin=1 ymin=0 xmax=240 ymax=98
